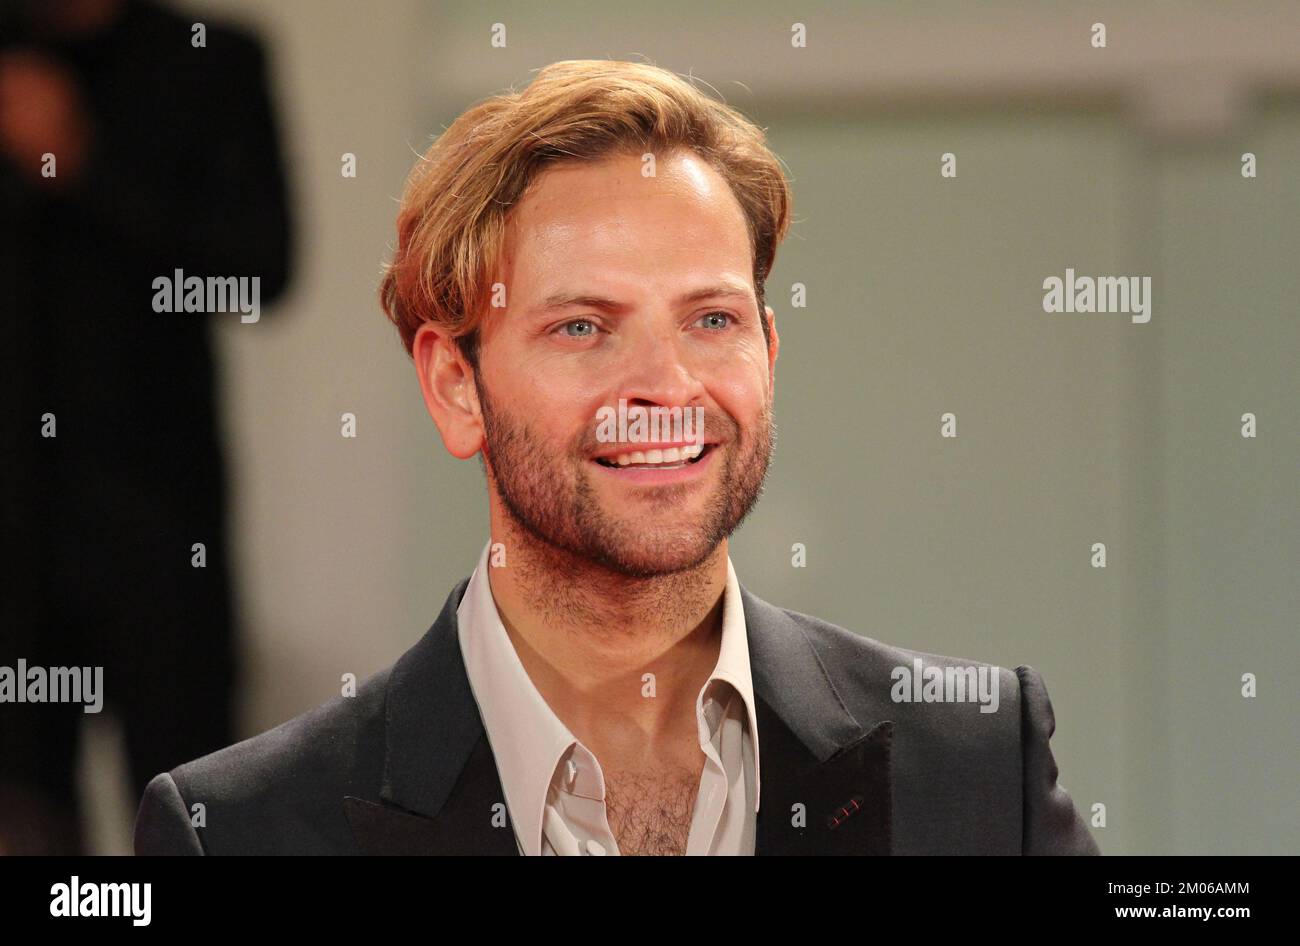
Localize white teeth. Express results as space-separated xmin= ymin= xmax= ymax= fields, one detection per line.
xmin=601 ymin=444 xmax=707 ymax=468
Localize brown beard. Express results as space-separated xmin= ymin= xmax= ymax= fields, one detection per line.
xmin=474 ymin=374 xmax=774 ymax=582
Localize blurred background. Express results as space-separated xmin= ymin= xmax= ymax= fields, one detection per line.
xmin=2 ymin=0 xmax=1296 ymax=855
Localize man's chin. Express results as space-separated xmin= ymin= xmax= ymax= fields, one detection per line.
xmin=580 ymin=527 xmax=723 ymax=579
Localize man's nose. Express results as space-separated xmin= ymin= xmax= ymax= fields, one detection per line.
xmin=613 ymin=332 xmax=704 ymax=409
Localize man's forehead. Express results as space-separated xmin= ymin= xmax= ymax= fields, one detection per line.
xmin=498 ymin=155 xmax=753 ymax=298
xmin=530 ymin=279 xmax=756 ymax=315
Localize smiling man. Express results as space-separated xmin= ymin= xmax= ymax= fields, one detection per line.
xmin=134 ymin=60 xmax=1099 ymax=856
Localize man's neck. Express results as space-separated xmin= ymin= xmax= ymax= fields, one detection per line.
xmin=483 ymin=510 xmax=729 ymax=772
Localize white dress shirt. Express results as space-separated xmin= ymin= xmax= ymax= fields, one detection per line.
xmin=456 ymin=541 xmax=761 ymax=855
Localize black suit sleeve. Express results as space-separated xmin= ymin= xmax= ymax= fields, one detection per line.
xmin=134 ymin=772 xmax=205 ymax=855
xmin=1015 ymin=665 xmax=1101 ymax=855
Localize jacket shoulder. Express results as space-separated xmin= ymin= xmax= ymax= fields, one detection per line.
xmin=759 ymin=599 xmax=1097 ymax=854
xmin=163 ymin=668 xmax=391 ymax=854
xmin=762 ymin=600 xmax=1020 ymax=734
xmin=752 ymin=599 xmax=1024 ymax=852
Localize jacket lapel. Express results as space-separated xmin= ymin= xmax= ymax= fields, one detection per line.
xmin=344 ymin=733 xmax=517 ymax=855
xmin=742 ymin=586 xmax=894 ymax=855
xmin=343 ymin=578 xmax=519 ymax=855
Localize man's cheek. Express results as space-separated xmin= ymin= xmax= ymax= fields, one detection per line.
xmin=709 ymin=377 xmax=763 ymax=421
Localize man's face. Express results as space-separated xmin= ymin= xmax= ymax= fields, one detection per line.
xmin=473 ymin=149 xmax=777 ymax=578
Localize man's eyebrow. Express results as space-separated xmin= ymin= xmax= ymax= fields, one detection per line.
xmin=533 ymin=283 xmax=754 ymax=313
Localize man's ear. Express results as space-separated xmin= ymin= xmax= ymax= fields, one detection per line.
xmin=412 ymin=321 xmax=484 ymax=460
xmin=765 ymin=305 xmax=779 ymax=392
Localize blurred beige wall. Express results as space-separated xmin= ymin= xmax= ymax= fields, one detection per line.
xmin=88 ymin=0 xmax=1300 ymax=855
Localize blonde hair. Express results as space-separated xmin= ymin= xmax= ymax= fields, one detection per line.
xmin=378 ymin=59 xmax=791 ymax=364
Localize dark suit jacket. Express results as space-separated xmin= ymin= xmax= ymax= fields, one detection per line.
xmin=134 ymin=578 xmax=1101 ymax=855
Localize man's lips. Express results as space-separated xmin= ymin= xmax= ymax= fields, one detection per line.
xmin=590 ymin=442 xmax=716 ymax=468
xmin=590 ymin=442 xmax=719 ymax=483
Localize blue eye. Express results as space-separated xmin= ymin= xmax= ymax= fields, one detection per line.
xmin=696 ymin=311 xmax=732 ymax=330
xmin=560 ymin=319 xmax=598 ymax=337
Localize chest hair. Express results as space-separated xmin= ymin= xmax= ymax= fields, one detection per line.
xmin=603 ymin=764 xmax=702 ymax=856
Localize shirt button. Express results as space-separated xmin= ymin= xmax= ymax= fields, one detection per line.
xmin=565 ymin=760 xmax=578 ymax=787
xmin=585 ymin=839 xmax=606 ymax=856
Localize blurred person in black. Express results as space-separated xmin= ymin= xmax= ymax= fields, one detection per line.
xmin=0 ymin=0 xmax=292 ymax=853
